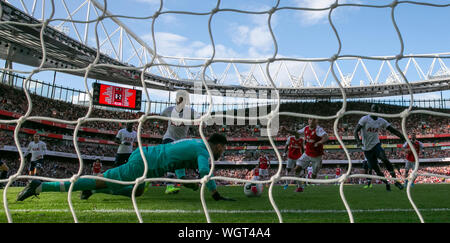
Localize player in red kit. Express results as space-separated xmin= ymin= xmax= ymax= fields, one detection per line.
xmin=283 ymin=133 xmax=304 ymax=189
xmin=258 ymin=153 xmax=270 ymax=181
xmin=335 ymin=165 xmax=342 ymax=185
xmin=402 ymin=134 xmax=423 ymax=187
xmin=283 ymin=118 xmax=329 ymax=192
xmin=92 ymin=159 xmax=102 ymax=176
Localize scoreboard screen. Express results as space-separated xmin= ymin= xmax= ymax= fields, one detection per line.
xmin=92 ymin=83 xmax=142 ymax=110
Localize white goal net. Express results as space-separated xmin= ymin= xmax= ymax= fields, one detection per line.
xmin=0 ymin=0 xmax=450 ymax=223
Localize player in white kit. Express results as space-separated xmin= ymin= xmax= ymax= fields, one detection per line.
xmin=24 ymin=133 xmax=47 ymax=176
xmin=113 ymin=123 xmax=137 ymax=167
xmin=159 ymin=90 xmax=200 ymax=194
xmin=354 ymin=104 xmax=405 ymax=191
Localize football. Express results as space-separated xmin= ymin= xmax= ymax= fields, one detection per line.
xmin=244 ymin=182 xmax=263 ymax=197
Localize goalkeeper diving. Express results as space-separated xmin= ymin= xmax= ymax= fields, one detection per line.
xmin=16 ymin=133 xmax=235 ymax=202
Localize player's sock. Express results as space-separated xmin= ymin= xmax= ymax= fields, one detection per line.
xmin=0 ymin=171 xmax=7 ymax=188
xmin=389 ymin=170 xmax=397 ymax=178
xmin=0 ymin=170 xmax=7 ymax=179
xmin=296 ymin=180 xmax=304 ymax=189
xmin=39 ymin=178 xmax=97 ymax=193
xmin=285 ymin=170 xmax=291 ymax=186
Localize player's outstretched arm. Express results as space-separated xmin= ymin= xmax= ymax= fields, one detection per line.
xmin=386 ymin=125 xmax=405 ymax=142
xmin=353 ymin=124 xmax=363 ymax=147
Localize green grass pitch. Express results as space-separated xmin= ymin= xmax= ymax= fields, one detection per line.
xmin=1 ymin=184 xmax=449 ymax=223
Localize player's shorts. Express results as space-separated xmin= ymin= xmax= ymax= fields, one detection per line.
xmin=296 ymin=153 xmax=322 ymax=174
xmin=286 ymin=158 xmax=298 ymax=169
xmin=29 ymin=159 xmax=43 ymax=172
xmin=114 ymin=153 xmax=132 ymax=167
xmin=103 ymin=149 xmax=147 ymax=192
xmin=93 ymin=172 xmax=101 ymax=176
xmin=405 ymin=160 xmax=416 ymax=171
xmin=259 ymin=168 xmax=269 ymax=177
xmin=363 ymin=143 xmax=390 ymax=170
xmin=162 ymin=138 xmax=175 ymax=144
xmin=252 ymin=176 xmax=260 ymax=181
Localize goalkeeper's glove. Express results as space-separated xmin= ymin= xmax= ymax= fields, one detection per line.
xmin=212 ymin=191 xmax=236 ymax=201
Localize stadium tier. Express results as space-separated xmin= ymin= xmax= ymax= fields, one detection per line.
xmin=0 ymin=82 xmax=449 ymax=166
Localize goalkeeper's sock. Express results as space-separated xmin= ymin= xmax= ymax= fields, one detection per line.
xmin=89 ymin=188 xmax=113 ymax=195
xmin=112 ymin=185 xmax=135 ymax=197
xmin=39 ymin=178 xmax=97 ymax=193
xmin=113 ymin=184 xmax=146 ymax=197
xmin=91 ymin=186 xmax=132 ymax=197
xmin=96 ymin=184 xmax=145 ymax=198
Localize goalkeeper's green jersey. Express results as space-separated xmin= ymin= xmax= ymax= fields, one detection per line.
xmin=127 ymin=138 xmax=217 ymax=191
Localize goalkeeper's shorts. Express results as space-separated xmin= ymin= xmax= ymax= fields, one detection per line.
xmin=103 ymin=147 xmax=164 ymax=191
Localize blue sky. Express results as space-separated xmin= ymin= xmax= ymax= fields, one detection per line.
xmin=1 ymin=0 xmax=449 ymax=105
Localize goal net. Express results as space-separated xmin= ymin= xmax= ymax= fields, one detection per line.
xmin=0 ymin=0 xmax=449 ymax=223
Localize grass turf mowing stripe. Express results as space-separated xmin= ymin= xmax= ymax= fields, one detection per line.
xmin=7 ymin=208 xmax=450 ymax=214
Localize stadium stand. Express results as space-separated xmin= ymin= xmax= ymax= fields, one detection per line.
xmin=1 ymin=82 xmax=449 ymax=186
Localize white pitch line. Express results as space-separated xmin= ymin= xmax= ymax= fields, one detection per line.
xmin=8 ymin=208 xmax=450 ymax=214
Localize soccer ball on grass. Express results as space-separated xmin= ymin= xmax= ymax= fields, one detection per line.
xmin=244 ymin=182 xmax=263 ymax=197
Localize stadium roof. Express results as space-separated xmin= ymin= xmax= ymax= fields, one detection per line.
xmin=0 ymin=0 xmax=449 ymax=99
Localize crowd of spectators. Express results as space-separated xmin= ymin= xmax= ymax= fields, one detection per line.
xmin=0 ymin=154 xmax=112 ymax=187
xmin=1 ymin=83 xmax=449 ymax=141
xmin=222 ymin=148 xmax=449 ymax=163
xmin=1 ymin=127 xmax=449 ymax=163
xmin=1 ymin=83 xmax=449 ymax=187
xmin=0 ymin=130 xmax=117 ymax=157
